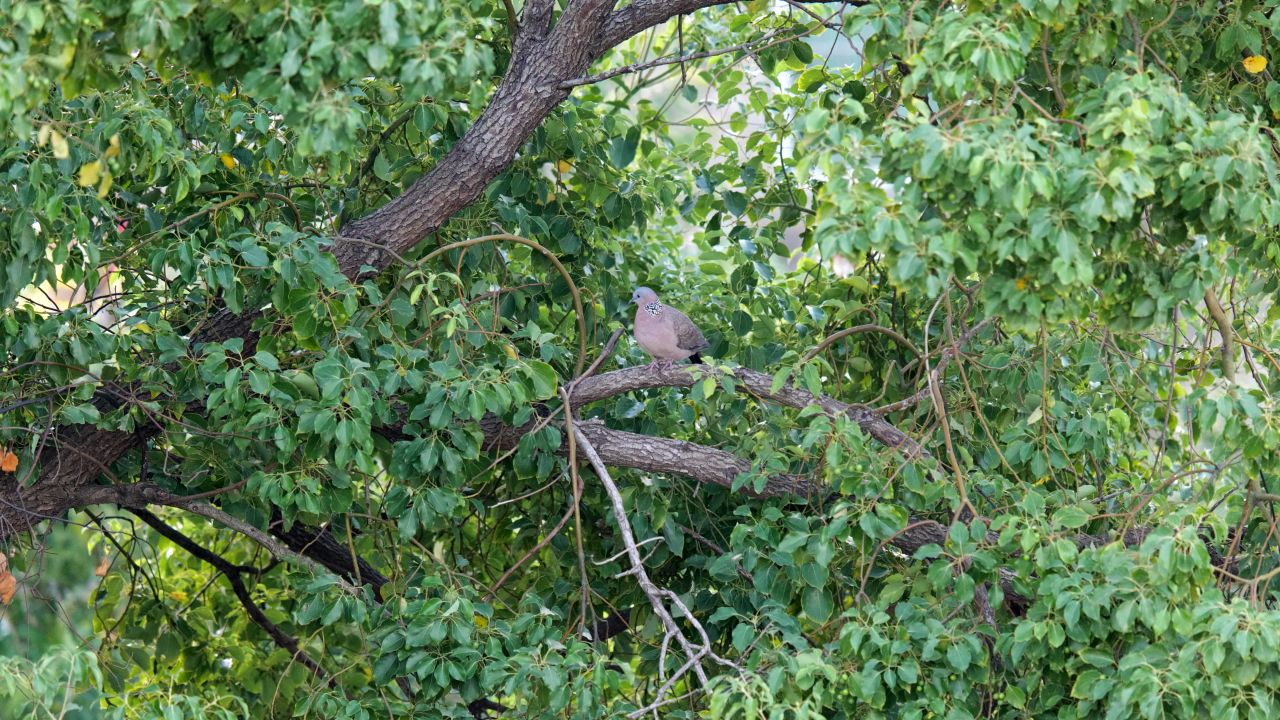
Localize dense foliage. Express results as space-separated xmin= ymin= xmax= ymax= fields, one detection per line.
xmin=3 ymin=0 xmax=1280 ymax=717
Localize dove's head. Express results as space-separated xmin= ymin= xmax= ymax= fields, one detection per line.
xmin=630 ymin=287 xmax=659 ymax=306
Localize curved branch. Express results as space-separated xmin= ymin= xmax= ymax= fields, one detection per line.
xmin=874 ymin=317 xmax=994 ymax=416
xmin=69 ymin=482 xmax=358 ymax=594
xmin=1204 ymin=287 xmax=1235 ymax=383
xmin=801 ymin=323 xmax=922 ymax=364
xmin=422 ymin=234 xmax=588 ymax=376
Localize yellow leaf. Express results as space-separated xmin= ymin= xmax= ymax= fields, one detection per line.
xmin=0 ymin=449 xmax=17 ymax=473
xmin=97 ymin=171 xmax=113 ymax=199
xmin=503 ymin=344 xmax=518 ymax=361
xmin=556 ymin=160 xmax=573 ymax=174
xmin=168 ymin=590 xmax=188 ymax=603
xmin=56 ymin=43 xmax=76 ymax=70
xmin=220 ymin=152 xmax=237 ymax=169
xmin=51 ymin=130 xmax=69 ymax=159
xmin=0 ymin=572 xmax=14 ymax=605
xmin=104 ymin=133 xmax=121 ymax=158
xmin=78 ymin=160 xmax=101 ymax=187
xmin=1243 ymin=55 xmax=1268 ymax=74
xmin=37 ymin=125 xmax=51 ymax=146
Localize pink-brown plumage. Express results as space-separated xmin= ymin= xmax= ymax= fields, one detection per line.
xmin=630 ymin=287 xmax=709 ymax=367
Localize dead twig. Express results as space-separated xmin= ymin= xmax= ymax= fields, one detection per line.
xmin=570 ymin=423 xmax=739 ymax=715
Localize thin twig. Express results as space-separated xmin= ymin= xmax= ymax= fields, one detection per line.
xmin=559 ymin=27 xmax=793 ymax=88
xmin=801 ymin=323 xmax=922 ymax=364
xmin=1204 ymin=287 xmax=1235 ymax=383
xmin=572 ymin=424 xmax=740 ymax=706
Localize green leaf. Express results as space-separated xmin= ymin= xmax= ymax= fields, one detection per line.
xmin=524 ymin=360 xmax=558 ymax=399
xmin=1052 ymin=506 xmax=1090 ymax=530
xmin=791 ymin=40 xmax=814 ymax=64
xmin=613 ymin=397 xmax=645 ymax=419
xmin=608 ymin=127 xmax=640 ymax=168
xmin=801 ymin=587 xmax=832 ymax=623
xmin=366 ymin=44 xmax=389 ymax=71
xmin=946 ymin=641 xmax=971 ymax=672
xmin=723 ymin=190 xmax=747 ymax=216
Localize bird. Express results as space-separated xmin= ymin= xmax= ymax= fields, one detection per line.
xmin=630 ymin=286 xmax=710 ymax=369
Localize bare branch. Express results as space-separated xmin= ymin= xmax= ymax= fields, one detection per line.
xmin=801 ymin=323 xmax=922 ymax=364
xmin=571 ymin=421 xmax=737 ymax=707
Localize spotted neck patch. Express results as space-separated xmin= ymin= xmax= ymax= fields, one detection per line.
xmin=644 ymin=301 xmax=662 ymax=316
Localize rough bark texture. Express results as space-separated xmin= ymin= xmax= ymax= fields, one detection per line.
xmin=478 ymin=414 xmax=823 ymax=498
xmin=333 ymin=0 xmax=615 ymax=274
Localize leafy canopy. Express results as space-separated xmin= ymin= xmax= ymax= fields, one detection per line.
xmin=2 ymin=0 xmax=1280 ymax=718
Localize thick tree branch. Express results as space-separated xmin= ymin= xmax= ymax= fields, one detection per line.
xmin=270 ymin=515 xmax=390 ymax=598
xmin=568 ymin=363 xmax=924 ymax=455
xmin=479 ymin=415 xmax=823 ymax=498
xmin=334 ymin=0 xmax=616 ymax=273
xmin=518 ymin=0 xmax=556 ymax=44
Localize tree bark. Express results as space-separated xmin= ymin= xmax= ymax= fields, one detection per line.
xmin=479 ymin=414 xmax=824 ymax=498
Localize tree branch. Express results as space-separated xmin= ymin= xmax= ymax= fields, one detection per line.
xmin=874 ymin=317 xmax=994 ymax=416
xmin=480 ymin=415 xmax=824 ymax=498
xmin=1204 ymin=287 xmax=1236 ymax=383
xmin=64 ymin=482 xmax=359 ymax=594
xmin=567 ymin=363 xmax=924 ymax=455
xmin=595 ymin=0 xmax=854 ymax=55
xmin=561 ymin=31 xmax=785 ymax=88
xmin=570 ymin=420 xmax=732 ymax=700
xmin=130 ymin=507 xmax=334 ymax=682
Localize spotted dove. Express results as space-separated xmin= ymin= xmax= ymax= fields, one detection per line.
xmin=630 ymin=286 xmax=710 ymax=368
